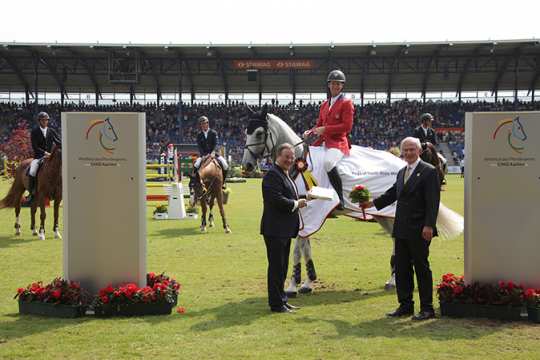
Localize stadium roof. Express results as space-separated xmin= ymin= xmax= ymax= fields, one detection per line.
xmin=1 ymin=39 xmax=539 ymax=103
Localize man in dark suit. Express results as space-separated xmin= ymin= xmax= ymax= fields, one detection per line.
xmin=28 ymin=112 xmax=61 ymax=202
xmin=413 ymin=113 xmax=438 ymax=146
xmin=193 ymin=116 xmax=228 ymax=188
xmin=362 ymin=136 xmax=440 ymax=320
xmin=261 ymin=143 xmax=307 ymax=313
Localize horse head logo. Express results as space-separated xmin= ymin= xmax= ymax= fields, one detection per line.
xmin=492 ymin=116 xmax=527 ymax=154
xmin=85 ymin=117 xmax=119 ymax=155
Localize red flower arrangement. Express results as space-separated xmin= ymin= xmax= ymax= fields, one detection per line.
xmin=93 ymin=272 xmax=181 ymax=308
xmin=437 ymin=273 xmax=525 ymax=306
xmin=524 ymin=288 xmax=540 ymax=308
xmin=14 ymin=278 xmax=86 ymax=306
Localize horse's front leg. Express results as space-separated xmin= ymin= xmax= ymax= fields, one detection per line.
xmin=385 ymin=238 xmax=396 ymax=290
xmin=299 ymin=237 xmax=316 ymax=294
xmin=208 ymin=196 xmax=215 ymax=228
xmin=30 ymin=201 xmax=38 ymax=236
xmin=285 ymin=237 xmax=303 ymax=297
xmin=38 ymin=195 xmax=46 ymax=240
xmin=200 ymin=198 xmax=207 ymax=232
xmin=15 ymin=203 xmax=22 ymax=236
xmin=216 ymin=192 xmax=230 ymax=234
xmin=53 ymin=198 xmax=62 ymax=239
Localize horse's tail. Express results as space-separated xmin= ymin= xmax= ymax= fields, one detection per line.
xmin=0 ymin=179 xmax=24 ymax=209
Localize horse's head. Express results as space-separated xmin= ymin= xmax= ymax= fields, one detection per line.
xmin=241 ymin=105 xmax=269 ymax=173
xmin=420 ymin=142 xmax=438 ymax=164
xmin=511 ymin=116 xmax=527 ymax=141
xmin=48 ymin=144 xmax=62 ymax=166
xmin=188 ymin=173 xmax=206 ymax=207
xmin=102 ymin=118 xmax=119 ymax=143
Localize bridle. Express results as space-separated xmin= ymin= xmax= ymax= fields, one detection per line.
xmin=244 ymin=124 xmax=276 ymax=161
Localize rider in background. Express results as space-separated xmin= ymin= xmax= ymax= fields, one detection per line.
xmin=304 ymin=69 xmax=354 ymax=210
xmin=193 ymin=115 xmax=229 ymax=188
xmin=28 ymin=112 xmax=61 ymax=202
xmin=413 ymin=113 xmax=438 ymax=146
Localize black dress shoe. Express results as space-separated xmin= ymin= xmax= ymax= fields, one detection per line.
xmin=270 ymin=306 xmax=294 ymax=313
xmin=412 ymin=310 xmax=435 ymax=321
xmin=284 ymin=303 xmax=300 ymax=310
xmin=386 ymin=307 xmax=414 ymax=317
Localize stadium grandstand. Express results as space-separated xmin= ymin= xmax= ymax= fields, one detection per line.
xmin=1 ymin=40 xmax=540 ymax=164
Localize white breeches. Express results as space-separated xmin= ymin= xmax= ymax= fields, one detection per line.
xmin=29 ymin=159 xmax=40 ymax=177
xmin=194 ymin=155 xmax=228 ymax=170
xmin=322 ymin=147 xmax=344 ymax=172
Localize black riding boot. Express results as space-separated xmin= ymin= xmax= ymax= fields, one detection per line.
xmin=221 ymin=168 xmax=228 ymax=189
xmin=27 ymin=176 xmax=36 ymax=203
xmin=327 ymin=167 xmax=344 ymax=210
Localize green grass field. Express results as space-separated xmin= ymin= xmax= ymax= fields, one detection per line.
xmin=0 ymin=175 xmax=538 ymax=359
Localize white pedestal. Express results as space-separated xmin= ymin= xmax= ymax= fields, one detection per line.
xmin=168 ymin=182 xmax=186 ymax=219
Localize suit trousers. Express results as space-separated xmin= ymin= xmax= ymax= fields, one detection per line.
xmin=395 ymin=235 xmax=433 ymax=311
xmin=264 ymin=236 xmax=292 ymax=310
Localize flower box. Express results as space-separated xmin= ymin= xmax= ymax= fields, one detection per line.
xmin=439 ymin=302 xmax=477 ymax=318
xmin=475 ymin=305 xmax=523 ymax=321
xmin=94 ymin=301 xmax=175 ymax=317
xmin=153 ymin=212 xmax=168 ymax=220
xmin=92 ymin=273 xmax=180 ymax=317
xmin=527 ymin=306 xmax=540 ymax=323
xmin=19 ymin=300 xmax=86 ymax=318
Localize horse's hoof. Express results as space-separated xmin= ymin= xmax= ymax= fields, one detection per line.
xmin=225 ymin=227 xmax=231 ymax=234
xmin=200 ymin=227 xmax=207 ymax=233
xmin=209 ymin=222 xmax=215 ymax=228
xmin=32 ymin=230 xmax=38 ymax=236
xmin=285 ymin=291 xmax=297 ymax=298
xmin=298 ymin=287 xmax=313 ymax=294
xmin=54 ymin=231 xmax=62 ymax=240
xmin=15 ymin=230 xmax=21 ymax=236
xmin=38 ymin=233 xmax=46 ymax=241
xmin=384 ymin=283 xmax=396 ymax=291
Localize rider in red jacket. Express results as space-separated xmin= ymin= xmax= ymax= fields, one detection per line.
xmin=304 ymin=70 xmax=354 ymax=209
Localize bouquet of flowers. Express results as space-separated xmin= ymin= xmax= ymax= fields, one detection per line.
xmin=349 ymin=184 xmax=370 ymax=204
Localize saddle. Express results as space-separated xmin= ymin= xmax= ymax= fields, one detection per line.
xmin=200 ymin=154 xmax=223 ymax=171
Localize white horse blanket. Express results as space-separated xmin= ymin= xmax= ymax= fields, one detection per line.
xmin=294 ymin=145 xmax=463 ymax=239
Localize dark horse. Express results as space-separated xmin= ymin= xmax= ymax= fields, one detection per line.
xmin=189 ymin=155 xmax=231 ymax=233
xmin=0 ymin=146 xmax=62 ymax=240
xmin=420 ymin=141 xmax=445 ymax=188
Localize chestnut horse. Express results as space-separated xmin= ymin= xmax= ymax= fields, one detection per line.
xmin=0 ymin=146 xmax=62 ymax=240
xmin=189 ymin=155 xmax=231 ymax=233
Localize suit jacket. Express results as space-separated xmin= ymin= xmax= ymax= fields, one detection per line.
xmin=197 ymin=129 xmax=218 ymax=156
xmin=413 ymin=126 xmax=438 ymax=145
xmin=31 ymin=126 xmax=61 ymax=159
xmin=260 ymin=164 xmax=301 ymax=239
xmin=373 ymin=160 xmax=440 ymax=239
xmin=312 ymin=94 xmax=354 ymax=155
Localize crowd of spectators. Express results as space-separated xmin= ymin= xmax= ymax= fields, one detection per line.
xmin=1 ymin=99 xmax=539 ymax=164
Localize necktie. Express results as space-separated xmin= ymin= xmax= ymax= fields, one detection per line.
xmin=404 ymin=166 xmax=412 ymax=184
